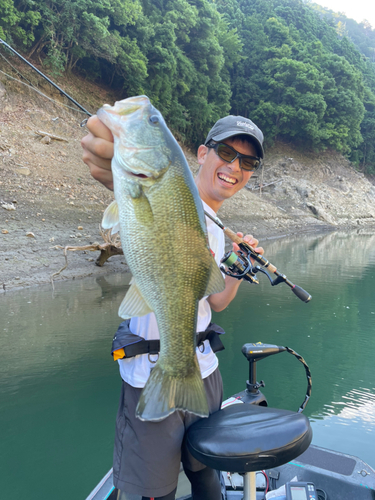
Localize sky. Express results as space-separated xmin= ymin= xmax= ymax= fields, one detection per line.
xmin=313 ymin=0 xmax=375 ymax=28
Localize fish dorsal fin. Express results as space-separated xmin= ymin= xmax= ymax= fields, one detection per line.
xmin=203 ymin=254 xmax=226 ymax=297
xmin=118 ymin=278 xmax=153 ymax=319
xmin=102 ymin=200 xmax=119 ymax=230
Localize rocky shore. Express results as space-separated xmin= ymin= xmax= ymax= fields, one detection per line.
xmin=1 ymin=75 xmax=375 ymax=292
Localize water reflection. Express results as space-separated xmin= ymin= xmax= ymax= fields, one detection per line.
xmin=1 ymin=274 xmax=131 ymax=379
xmin=215 ymin=230 xmax=375 ymax=467
xmin=313 ymin=388 xmax=375 ymax=426
xmin=1 ymin=230 xmax=375 ymax=500
xmin=0 ymin=274 xmax=130 ymax=500
xmin=310 ymin=387 xmax=375 ymax=460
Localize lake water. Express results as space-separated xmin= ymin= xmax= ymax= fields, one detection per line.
xmin=1 ymin=230 xmax=375 ymax=499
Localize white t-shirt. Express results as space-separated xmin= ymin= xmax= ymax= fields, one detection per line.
xmin=118 ymin=200 xmax=225 ymax=388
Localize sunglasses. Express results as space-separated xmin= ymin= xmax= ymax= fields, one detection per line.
xmin=206 ymin=141 xmax=261 ymax=171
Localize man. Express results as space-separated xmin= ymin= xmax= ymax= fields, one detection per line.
xmin=81 ymin=113 xmax=265 ymax=500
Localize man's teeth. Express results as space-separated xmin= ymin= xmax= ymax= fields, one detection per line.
xmin=218 ymin=173 xmax=236 ymax=185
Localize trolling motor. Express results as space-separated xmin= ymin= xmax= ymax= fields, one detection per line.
xmin=187 ymin=343 xmax=313 ymax=500
xmin=204 ymin=211 xmax=312 ymax=303
xmin=227 ymin=342 xmax=312 ymax=413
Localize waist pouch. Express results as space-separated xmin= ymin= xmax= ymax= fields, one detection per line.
xmin=111 ymin=320 xmax=225 ymax=361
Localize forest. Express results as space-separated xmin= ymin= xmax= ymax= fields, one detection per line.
xmin=1 ymin=0 xmax=375 ymax=173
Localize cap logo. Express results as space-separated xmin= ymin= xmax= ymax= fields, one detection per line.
xmin=237 ymin=120 xmax=254 ymax=130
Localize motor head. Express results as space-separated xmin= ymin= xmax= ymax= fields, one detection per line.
xmin=242 ymin=343 xmax=286 ymax=362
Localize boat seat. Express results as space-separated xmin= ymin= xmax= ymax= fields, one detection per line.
xmin=186 ymin=403 xmax=312 ymax=474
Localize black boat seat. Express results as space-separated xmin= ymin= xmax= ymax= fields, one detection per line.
xmin=186 ymin=404 xmax=312 ymax=473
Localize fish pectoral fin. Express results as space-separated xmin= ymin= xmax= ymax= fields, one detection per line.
xmin=133 ymin=193 xmax=154 ymax=225
xmin=118 ymin=278 xmax=153 ymax=319
xmin=203 ymin=255 xmax=226 ymax=297
xmin=102 ymin=200 xmax=120 ymax=231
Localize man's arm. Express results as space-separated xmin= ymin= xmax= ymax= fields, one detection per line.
xmin=207 ymin=234 xmax=264 ymax=312
xmin=81 ymin=115 xmax=114 ymax=190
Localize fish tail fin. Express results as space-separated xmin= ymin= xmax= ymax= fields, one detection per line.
xmin=135 ymin=360 xmax=209 ymax=422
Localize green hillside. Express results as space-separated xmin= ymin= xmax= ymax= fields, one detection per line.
xmin=1 ymin=0 xmax=375 ymax=172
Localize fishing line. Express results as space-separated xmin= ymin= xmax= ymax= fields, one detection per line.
xmin=0 ymin=38 xmax=92 ymax=116
xmin=0 ymin=48 xmax=36 ymax=88
xmin=0 ymin=69 xmax=89 ymax=114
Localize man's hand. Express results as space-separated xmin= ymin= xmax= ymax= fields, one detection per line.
xmin=208 ymin=233 xmax=264 ymax=312
xmin=233 ymin=232 xmax=264 ymax=264
xmin=81 ymin=115 xmax=114 ymax=190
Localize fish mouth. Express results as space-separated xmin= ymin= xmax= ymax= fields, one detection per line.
xmin=122 ymin=165 xmax=154 ymax=180
xmin=126 ymin=166 xmax=168 ymax=180
xmin=102 ymin=96 xmax=150 ymax=117
xmin=98 ymin=96 xmax=152 ymax=138
xmin=116 ymin=146 xmax=165 ymax=180
xmin=128 ymin=171 xmax=150 ymax=179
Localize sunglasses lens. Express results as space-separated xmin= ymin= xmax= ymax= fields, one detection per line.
xmin=241 ymin=158 xmax=260 ymax=171
xmin=217 ymin=144 xmax=236 ymax=163
xmin=212 ymin=142 xmax=260 ymax=171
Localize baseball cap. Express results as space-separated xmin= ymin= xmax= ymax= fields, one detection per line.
xmin=204 ymin=115 xmax=264 ymax=158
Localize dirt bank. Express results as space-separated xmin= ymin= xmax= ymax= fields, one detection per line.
xmin=1 ymin=66 xmax=375 ymax=292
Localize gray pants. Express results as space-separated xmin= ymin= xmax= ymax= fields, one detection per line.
xmin=113 ymin=368 xmax=223 ymax=498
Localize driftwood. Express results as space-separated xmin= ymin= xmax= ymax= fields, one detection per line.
xmin=35 ymin=130 xmax=69 ymax=142
xmin=51 ymin=228 xmax=123 ymax=287
xmin=246 ymin=179 xmax=282 ymax=191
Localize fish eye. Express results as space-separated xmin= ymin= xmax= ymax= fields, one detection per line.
xmin=149 ymin=115 xmax=159 ymax=125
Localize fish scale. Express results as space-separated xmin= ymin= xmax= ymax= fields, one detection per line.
xmin=98 ymin=95 xmax=225 ymax=421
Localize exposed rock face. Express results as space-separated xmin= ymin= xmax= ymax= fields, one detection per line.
xmin=0 ymin=66 xmax=375 ymax=290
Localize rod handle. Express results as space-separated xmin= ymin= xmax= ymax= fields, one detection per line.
xmin=292 ymin=285 xmax=312 ymax=303
xmin=223 ymin=226 xmax=243 ymax=244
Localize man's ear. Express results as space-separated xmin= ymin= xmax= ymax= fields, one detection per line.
xmin=197 ymin=144 xmax=208 ymax=166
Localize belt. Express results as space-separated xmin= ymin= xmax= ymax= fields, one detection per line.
xmin=111 ymin=320 xmax=225 ymax=361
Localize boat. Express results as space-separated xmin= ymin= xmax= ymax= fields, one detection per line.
xmin=85 ymin=343 xmax=375 ymax=500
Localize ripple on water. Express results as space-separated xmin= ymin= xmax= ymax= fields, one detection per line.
xmin=312 ymin=387 xmax=375 ymax=425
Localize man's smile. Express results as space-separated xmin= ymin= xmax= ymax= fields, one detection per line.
xmin=217 ymin=172 xmax=238 ymax=185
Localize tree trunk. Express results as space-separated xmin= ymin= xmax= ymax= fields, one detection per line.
xmin=362 ymin=142 xmax=367 ymax=168
xmin=70 ymin=56 xmax=80 ymax=70
xmin=28 ymin=38 xmax=46 ymax=58
xmin=36 ymin=41 xmax=48 ymax=56
xmin=110 ymin=66 xmax=116 ymax=86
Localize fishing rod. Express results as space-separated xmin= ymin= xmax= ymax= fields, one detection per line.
xmin=0 ymin=40 xmax=312 ymax=302
xmin=0 ymin=38 xmax=92 ymax=117
xmin=204 ymin=211 xmax=312 ymax=303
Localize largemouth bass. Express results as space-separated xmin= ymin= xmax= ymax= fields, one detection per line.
xmin=98 ymin=96 xmax=225 ymax=422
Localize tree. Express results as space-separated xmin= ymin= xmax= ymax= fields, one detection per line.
xmin=354 ymin=87 xmax=375 ymax=171
xmin=0 ymin=0 xmax=40 ymax=45
xmin=21 ymin=0 xmax=142 ymax=74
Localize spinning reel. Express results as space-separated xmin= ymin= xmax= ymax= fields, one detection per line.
xmin=220 ymin=242 xmax=311 ymax=303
